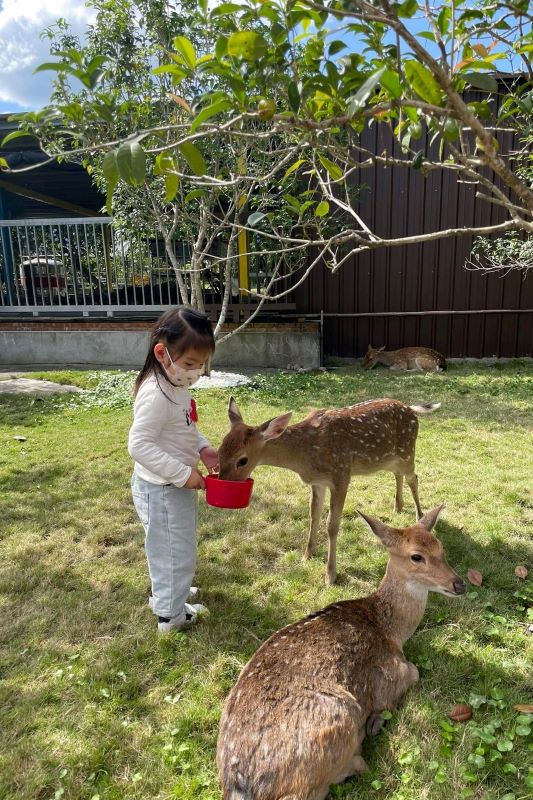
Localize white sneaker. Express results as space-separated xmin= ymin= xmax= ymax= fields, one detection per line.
xmin=148 ymin=587 xmax=199 ymax=612
xmin=157 ymin=602 xmax=208 ymax=633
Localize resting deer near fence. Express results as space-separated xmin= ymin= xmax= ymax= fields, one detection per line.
xmin=362 ymin=345 xmax=447 ymax=372
xmin=217 ymin=507 xmax=465 ymax=800
xmin=218 ymin=397 xmax=440 ymax=584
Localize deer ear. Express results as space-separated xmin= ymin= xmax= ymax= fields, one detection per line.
xmin=418 ymin=504 xmax=445 ymax=531
xmin=261 ymin=412 xmax=292 ymax=441
xmin=358 ymin=510 xmax=399 ymax=548
xmin=378 ymin=345 xmax=386 ymax=351
xmin=228 ymin=397 xmax=243 ymax=426
xmin=367 ymin=344 xmax=372 ymax=351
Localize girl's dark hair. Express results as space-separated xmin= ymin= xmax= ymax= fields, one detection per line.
xmin=134 ymin=307 xmax=215 ymax=395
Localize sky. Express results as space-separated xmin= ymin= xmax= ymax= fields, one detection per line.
xmin=0 ymin=1 xmax=524 ymax=114
xmin=0 ymin=0 xmax=94 ymax=113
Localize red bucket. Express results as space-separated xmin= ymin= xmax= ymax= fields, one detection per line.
xmin=205 ymin=474 xmax=254 ymax=509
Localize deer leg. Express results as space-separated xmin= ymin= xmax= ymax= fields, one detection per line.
xmin=325 ymin=483 xmax=348 ymax=585
xmin=394 ymin=473 xmax=404 ymax=513
xmin=405 ymin=470 xmax=423 ymax=519
xmin=304 ymin=484 xmax=326 ymax=560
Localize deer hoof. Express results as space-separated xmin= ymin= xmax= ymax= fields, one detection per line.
xmin=366 ymin=713 xmax=387 ymax=736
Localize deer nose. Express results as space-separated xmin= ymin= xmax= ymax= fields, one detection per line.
xmin=453 ymin=578 xmax=466 ymax=595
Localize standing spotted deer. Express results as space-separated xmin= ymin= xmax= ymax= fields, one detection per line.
xmin=218 ymin=397 xmax=440 ymax=584
xmin=362 ymin=345 xmax=447 ymax=372
xmin=217 ymin=507 xmax=465 ymax=800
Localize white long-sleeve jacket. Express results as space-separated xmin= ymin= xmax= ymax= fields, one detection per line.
xmin=128 ymin=374 xmax=210 ymax=487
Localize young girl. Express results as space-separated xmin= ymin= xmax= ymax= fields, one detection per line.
xmin=128 ymin=307 xmax=218 ymax=632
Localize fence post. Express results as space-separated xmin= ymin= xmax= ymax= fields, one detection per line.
xmin=0 ymin=190 xmax=14 ymax=304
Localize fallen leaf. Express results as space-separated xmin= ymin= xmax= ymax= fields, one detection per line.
xmin=467 ymin=569 xmax=483 ymax=586
xmin=448 ymin=703 xmax=473 ymax=722
xmin=514 ymin=566 xmax=528 ymax=580
xmin=514 ymin=704 xmax=533 ymax=713
xmin=13 ymin=435 xmax=27 ymax=441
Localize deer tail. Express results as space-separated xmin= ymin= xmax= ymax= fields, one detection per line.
xmin=409 ymin=402 xmax=441 ymax=415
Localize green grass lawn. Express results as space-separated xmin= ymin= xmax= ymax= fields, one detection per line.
xmin=0 ymin=363 xmax=532 ymax=800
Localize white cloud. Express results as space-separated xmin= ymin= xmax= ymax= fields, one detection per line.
xmin=0 ymin=0 xmax=95 ymax=110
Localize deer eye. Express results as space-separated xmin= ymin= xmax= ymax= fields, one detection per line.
xmin=411 ymin=554 xmax=425 ymax=563
xmin=237 ymin=456 xmax=248 ymax=468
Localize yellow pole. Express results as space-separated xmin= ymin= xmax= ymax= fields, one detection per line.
xmin=236 ymin=156 xmax=249 ymax=297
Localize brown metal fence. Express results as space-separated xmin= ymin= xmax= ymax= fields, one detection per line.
xmin=295 ymin=109 xmax=533 ymax=359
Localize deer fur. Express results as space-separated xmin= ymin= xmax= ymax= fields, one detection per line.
xmin=362 ymin=345 xmax=447 ymax=372
xmin=217 ymin=507 xmax=465 ymax=800
xmin=218 ymin=397 xmax=440 ymax=584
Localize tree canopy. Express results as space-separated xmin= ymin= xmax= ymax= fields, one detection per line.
xmin=3 ymin=0 xmax=532 ymax=300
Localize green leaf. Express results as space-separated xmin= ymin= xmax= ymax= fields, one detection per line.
xmin=468 ymin=693 xmax=487 ymax=709
xmin=463 ymin=73 xmax=498 ymax=93
xmin=329 ymin=40 xmax=347 ymax=57
xmin=515 ymin=725 xmax=531 ymax=736
xmin=215 ymin=36 xmax=228 ymax=61
xmin=165 ymin=173 xmax=179 ymax=203
xmin=370 ymin=780 xmax=383 ymax=790
xmin=184 ymin=189 xmax=206 ymax=202
xmin=318 ymin=154 xmax=342 ymax=180
xmin=283 ymin=159 xmax=305 ymax=181
xmin=496 ymin=738 xmax=513 ymax=752
xmin=116 ymin=141 xmax=146 ymax=186
xmin=228 ymin=31 xmax=268 ymax=61
xmin=0 ymin=129 xmax=30 ymax=146
xmin=190 ymin=99 xmax=230 ymax=133
xmin=152 ymin=64 xmax=187 ymax=83
xmin=283 ymin=194 xmax=301 ymax=213
xmin=314 ymin=200 xmax=329 ymax=217
xmin=380 ymin=70 xmax=402 ymax=100
xmin=404 ymin=61 xmax=444 ymax=106
xmin=437 ymin=6 xmax=450 ymax=35
xmin=0 ymin=156 xmax=8 ymax=169
xmin=287 ymin=81 xmax=300 ymax=114
xmin=398 ymin=0 xmax=417 ymax=18
xmin=153 ymin=153 xmax=174 ymax=177
xmin=346 ymin=66 xmax=386 ymax=116
xmin=211 ymin=3 xmax=244 ymax=17
xmin=102 ymin=149 xmax=119 ymax=182
xmin=247 ymin=212 xmax=267 ymax=226
xmin=33 ymin=61 xmax=68 ymax=74
xmin=178 ymin=142 xmax=206 ymax=175
xmin=173 ymin=36 xmax=196 ymax=69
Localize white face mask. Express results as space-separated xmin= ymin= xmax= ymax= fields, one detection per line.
xmin=164 ymin=347 xmax=203 ymax=388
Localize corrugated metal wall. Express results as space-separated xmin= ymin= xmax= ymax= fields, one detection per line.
xmin=295 ymin=112 xmax=533 ymax=358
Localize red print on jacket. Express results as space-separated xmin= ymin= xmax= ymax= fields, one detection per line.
xmin=189 ymin=398 xmax=198 ymax=423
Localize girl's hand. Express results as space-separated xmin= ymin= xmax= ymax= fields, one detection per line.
xmin=200 ymin=446 xmax=219 ymax=474
xmin=185 ymin=468 xmax=206 ymax=490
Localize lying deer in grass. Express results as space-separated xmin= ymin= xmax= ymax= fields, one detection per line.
xmin=362 ymin=345 xmax=447 ymax=372
xmin=217 ymin=507 xmax=465 ymax=800
xmin=218 ymin=397 xmax=440 ymax=584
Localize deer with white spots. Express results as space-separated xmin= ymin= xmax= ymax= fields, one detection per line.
xmin=218 ymin=397 xmax=440 ymax=584
xmin=362 ymin=345 xmax=447 ymax=372
xmin=217 ymin=507 xmax=465 ymax=800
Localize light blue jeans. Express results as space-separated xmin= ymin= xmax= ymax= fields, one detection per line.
xmin=131 ymin=473 xmax=198 ymax=621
